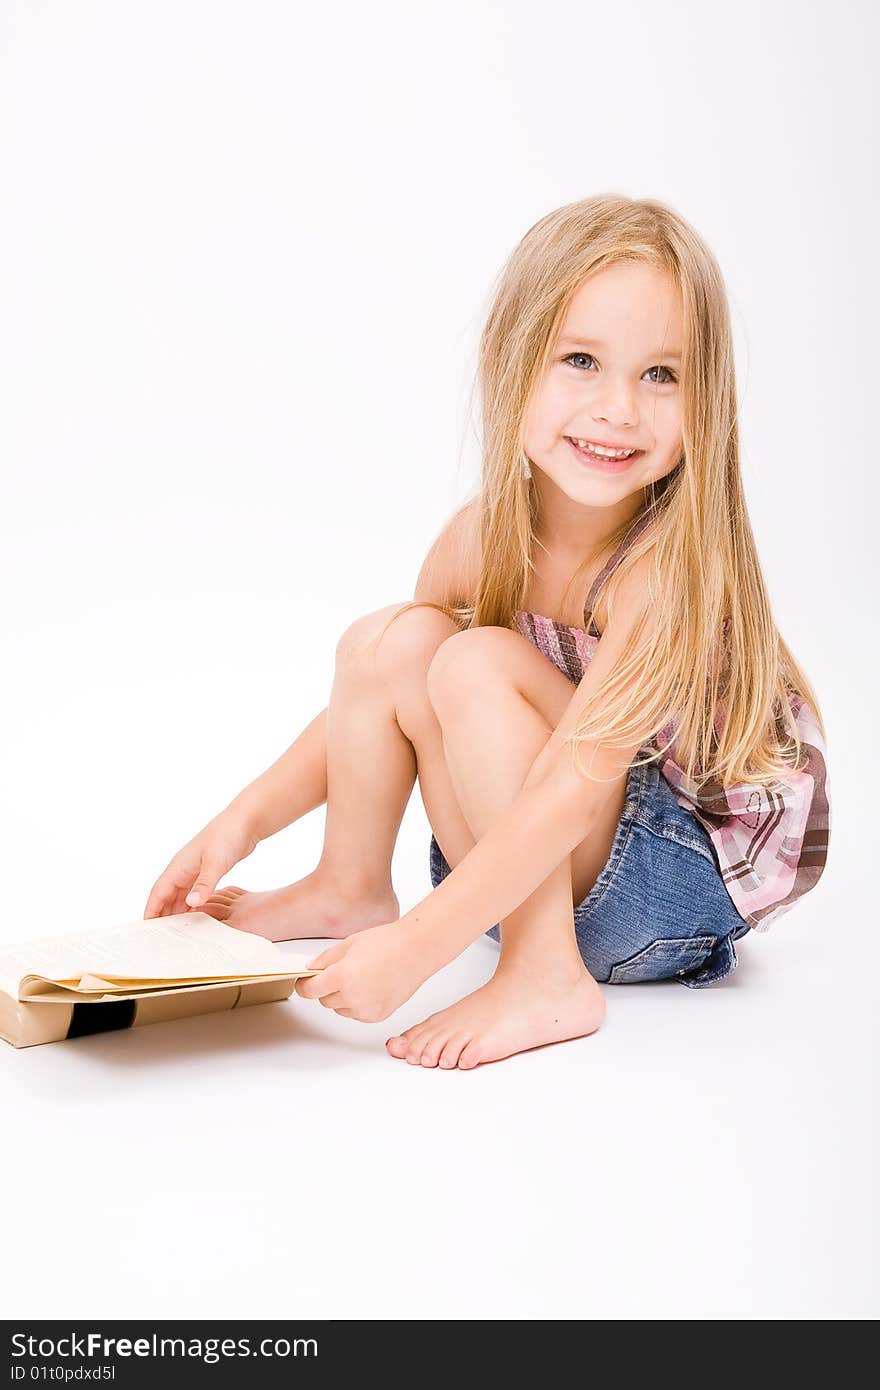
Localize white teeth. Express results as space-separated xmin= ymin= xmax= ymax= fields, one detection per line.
xmin=572 ymin=438 xmax=637 ymax=459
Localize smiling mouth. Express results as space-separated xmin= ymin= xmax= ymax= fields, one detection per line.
xmin=565 ymin=437 xmax=645 ymax=469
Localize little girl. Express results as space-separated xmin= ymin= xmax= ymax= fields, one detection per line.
xmin=144 ymin=195 xmax=831 ymax=1070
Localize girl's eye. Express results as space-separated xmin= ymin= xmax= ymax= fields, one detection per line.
xmin=562 ymin=353 xmax=677 ymax=385
xmin=645 ymin=364 xmax=678 ymax=385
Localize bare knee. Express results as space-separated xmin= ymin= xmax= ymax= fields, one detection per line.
xmin=335 ymin=603 xmax=408 ymax=666
xmin=426 ymin=626 xmax=507 ymax=713
xmin=335 ymin=602 xmax=459 ymax=685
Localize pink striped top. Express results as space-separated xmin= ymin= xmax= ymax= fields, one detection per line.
xmin=514 ymin=507 xmax=831 ymax=932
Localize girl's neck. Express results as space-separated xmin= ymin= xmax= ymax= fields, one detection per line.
xmin=533 ymin=484 xmax=647 ymax=562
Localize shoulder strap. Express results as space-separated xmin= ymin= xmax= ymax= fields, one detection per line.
xmin=583 ymin=502 xmax=660 ymax=627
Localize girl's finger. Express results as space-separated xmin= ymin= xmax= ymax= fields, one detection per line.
xmin=295 ymin=967 xmax=337 ymax=1000
xmin=185 ymin=862 xmax=222 ymax=909
xmin=318 ymin=991 xmax=346 ymax=1010
xmin=145 ymin=885 xmax=172 ymax=919
xmin=161 ymin=887 xmax=179 ymax=917
xmin=305 ymin=944 xmax=347 ymax=970
xmin=151 ymin=871 xmax=185 ymax=919
xmin=170 ymin=884 xmax=192 ymax=917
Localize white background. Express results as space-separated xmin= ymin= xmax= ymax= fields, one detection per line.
xmin=1 ymin=0 xmax=876 ymax=1320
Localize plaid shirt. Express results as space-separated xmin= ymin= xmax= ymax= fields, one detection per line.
xmin=513 ymin=516 xmax=830 ymax=931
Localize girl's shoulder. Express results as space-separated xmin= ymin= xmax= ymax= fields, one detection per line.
xmin=414 ymin=497 xmax=482 ymax=609
xmin=586 ymin=529 xmax=658 ymax=638
xmin=583 ymin=502 xmax=662 ymax=628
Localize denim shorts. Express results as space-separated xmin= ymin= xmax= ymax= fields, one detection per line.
xmin=428 ymin=756 xmax=750 ymax=988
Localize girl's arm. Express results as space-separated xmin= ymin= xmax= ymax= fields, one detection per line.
xmin=402 ymin=557 xmax=659 ymax=974
xmin=225 ymin=707 xmax=329 ymax=841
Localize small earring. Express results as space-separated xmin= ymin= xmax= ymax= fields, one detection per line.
xmin=521 ymin=450 xmax=532 ymax=480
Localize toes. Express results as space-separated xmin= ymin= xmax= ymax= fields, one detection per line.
xmin=386 ymin=1013 xmax=466 ymax=1067
xmin=418 ymin=1035 xmax=445 ymax=1068
xmin=438 ymin=1035 xmax=470 ymax=1069
xmin=404 ymin=1031 xmax=431 ymax=1064
xmin=457 ymin=1040 xmax=482 ymax=1070
xmin=200 ymin=903 xmax=229 ymax=920
xmin=386 ymin=1028 xmax=426 ymax=1059
xmin=386 ymin=1017 xmax=437 ymax=1061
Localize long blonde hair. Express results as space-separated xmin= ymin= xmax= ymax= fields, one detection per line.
xmin=380 ymin=194 xmax=826 ymax=792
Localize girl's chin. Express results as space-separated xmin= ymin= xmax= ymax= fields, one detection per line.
xmin=540 ymin=464 xmax=650 ymax=497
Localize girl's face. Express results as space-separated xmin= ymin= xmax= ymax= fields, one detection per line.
xmin=522 ymin=262 xmax=684 ymax=516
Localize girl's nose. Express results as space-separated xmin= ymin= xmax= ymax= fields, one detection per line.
xmin=591 ymin=377 xmax=638 ymax=428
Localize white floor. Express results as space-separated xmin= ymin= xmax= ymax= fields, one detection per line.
xmin=1 ymin=0 xmax=875 ymax=1326
xmin=2 ymin=888 xmax=874 ymax=1321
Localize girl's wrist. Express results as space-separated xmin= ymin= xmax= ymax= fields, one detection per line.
xmin=220 ymin=793 xmax=266 ymax=844
xmin=397 ymin=902 xmax=462 ymax=977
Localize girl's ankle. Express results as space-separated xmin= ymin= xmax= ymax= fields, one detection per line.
xmin=313 ymin=862 xmax=397 ymax=907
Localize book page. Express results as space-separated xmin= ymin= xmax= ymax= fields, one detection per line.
xmin=22 ymin=969 xmax=313 ymax=998
xmin=24 ymin=974 xmax=304 ymax=1004
xmin=0 ymin=913 xmax=318 ymax=1001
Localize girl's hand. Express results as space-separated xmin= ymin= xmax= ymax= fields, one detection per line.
xmin=143 ymin=810 xmax=261 ymax=919
xmin=294 ymin=921 xmax=431 ymax=1023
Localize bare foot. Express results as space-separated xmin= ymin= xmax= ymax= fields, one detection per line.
xmin=385 ymin=962 xmax=606 ymax=1070
xmin=196 ymin=870 xmax=400 ymax=942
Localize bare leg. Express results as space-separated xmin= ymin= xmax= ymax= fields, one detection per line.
xmin=201 ymin=603 xmax=479 ymax=941
xmin=387 ymin=629 xmax=620 ymax=1068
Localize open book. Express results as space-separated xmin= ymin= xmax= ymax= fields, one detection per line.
xmin=0 ymin=911 xmax=323 ymax=1049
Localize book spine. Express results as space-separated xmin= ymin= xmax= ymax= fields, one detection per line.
xmin=3 ymin=978 xmax=297 ymax=1049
